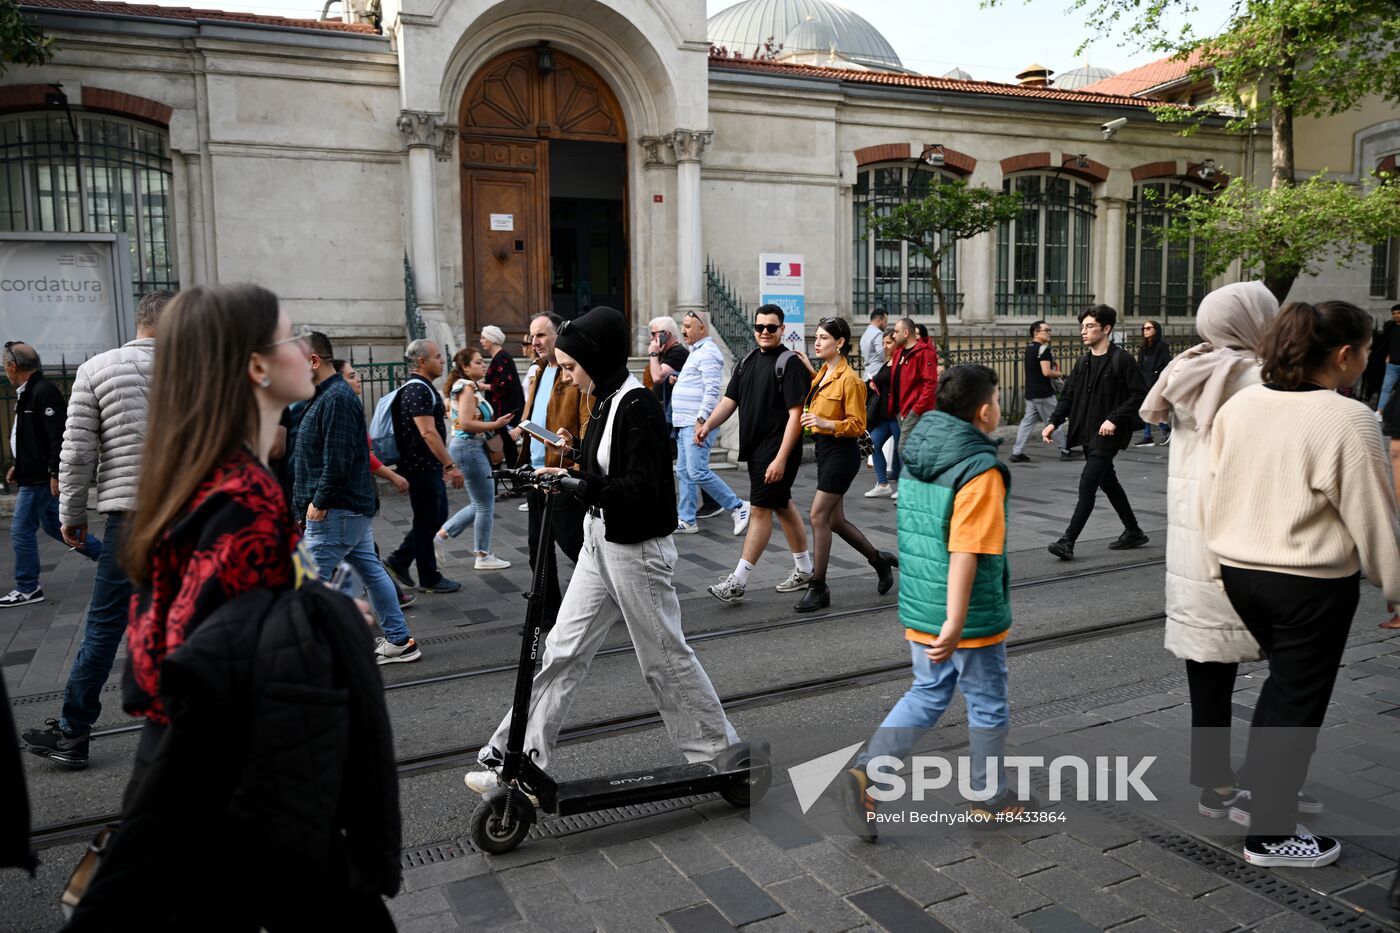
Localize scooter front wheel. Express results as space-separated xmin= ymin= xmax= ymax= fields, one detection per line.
xmin=470 ymin=798 xmax=534 ymax=854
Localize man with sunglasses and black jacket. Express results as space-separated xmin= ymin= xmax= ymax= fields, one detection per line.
xmin=1041 ymin=304 xmax=1149 ymax=560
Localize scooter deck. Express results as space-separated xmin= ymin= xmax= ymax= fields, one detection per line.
xmin=553 ymin=762 xmax=731 ymax=816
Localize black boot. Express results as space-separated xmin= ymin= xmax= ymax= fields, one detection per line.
xmin=1108 ymin=528 xmax=1149 ymax=550
xmin=1047 ymin=538 xmax=1074 ymax=560
xmin=794 ymin=580 xmax=831 ymax=613
xmin=872 ymin=550 xmax=899 ymax=596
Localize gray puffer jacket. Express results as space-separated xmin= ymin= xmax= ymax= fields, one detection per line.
xmin=58 ymin=338 xmax=156 ymax=526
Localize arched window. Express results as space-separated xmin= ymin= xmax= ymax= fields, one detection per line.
xmin=995 ymin=173 xmax=1095 ymax=316
xmin=0 ymin=113 xmax=176 ymax=301
xmin=852 ymin=163 xmax=959 ymax=319
xmin=1124 ymin=180 xmax=1211 ymax=317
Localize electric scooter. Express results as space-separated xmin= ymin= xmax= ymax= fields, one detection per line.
xmin=468 ymin=467 xmax=771 ymax=854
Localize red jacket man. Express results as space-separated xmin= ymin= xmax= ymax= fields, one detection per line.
xmin=887 ymin=317 xmax=938 ymax=419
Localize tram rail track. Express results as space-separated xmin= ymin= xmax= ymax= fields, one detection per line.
xmin=53 ymin=557 xmax=1166 ymax=745
xmin=27 ymin=606 xmax=1166 ymax=850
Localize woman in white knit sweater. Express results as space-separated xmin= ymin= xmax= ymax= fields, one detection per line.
xmin=1139 ymin=282 xmax=1279 ymax=823
xmin=1205 ymin=300 xmax=1400 ymax=870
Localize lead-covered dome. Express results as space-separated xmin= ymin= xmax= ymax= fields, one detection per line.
xmin=709 ymin=0 xmax=903 ymax=70
xmin=1054 ymin=65 xmax=1118 ymax=90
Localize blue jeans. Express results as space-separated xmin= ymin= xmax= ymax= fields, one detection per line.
xmin=12 ymin=484 xmax=100 ymax=592
xmin=59 ymin=512 xmax=128 ymax=734
xmin=304 ymin=508 xmax=410 ymax=644
xmin=860 ymin=640 xmax=1010 ymax=799
xmin=674 ymin=426 xmax=742 ymax=524
xmin=1380 ymin=362 xmax=1400 ymax=412
xmin=870 ymin=417 xmax=901 ymax=484
xmin=443 ymin=435 xmax=496 ymax=553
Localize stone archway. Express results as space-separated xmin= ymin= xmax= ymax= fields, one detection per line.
xmin=459 ymin=45 xmax=629 ymax=338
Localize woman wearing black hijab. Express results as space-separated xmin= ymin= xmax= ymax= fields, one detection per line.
xmin=465 ymin=307 xmax=740 ymax=795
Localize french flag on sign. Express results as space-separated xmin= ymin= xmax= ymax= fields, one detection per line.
xmin=766 ymin=262 xmax=801 ymax=277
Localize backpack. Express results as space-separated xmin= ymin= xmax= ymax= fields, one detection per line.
xmin=369 ymin=385 xmax=405 ymax=464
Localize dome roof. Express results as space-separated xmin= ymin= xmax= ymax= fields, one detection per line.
xmin=709 ymin=0 xmax=902 ymax=70
xmin=782 ymin=19 xmax=840 ymax=53
xmin=941 ymin=66 xmax=974 ymax=81
xmin=1054 ymin=64 xmax=1119 ymax=90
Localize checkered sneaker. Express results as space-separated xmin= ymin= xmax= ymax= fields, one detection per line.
xmin=1244 ymin=826 xmax=1341 ymax=868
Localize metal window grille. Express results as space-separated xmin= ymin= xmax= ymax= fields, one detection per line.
xmin=1124 ymin=181 xmax=1209 ymax=318
xmin=1372 ymin=238 xmax=1396 ymax=299
xmin=851 ymin=163 xmax=960 ymax=319
xmin=994 ymin=173 xmax=1096 ymax=316
xmin=0 ymin=113 xmax=177 ymax=302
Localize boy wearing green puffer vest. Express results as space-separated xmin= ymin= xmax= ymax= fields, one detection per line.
xmin=839 ymin=365 xmax=1023 ymax=842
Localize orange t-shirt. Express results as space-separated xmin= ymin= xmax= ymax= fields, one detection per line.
xmin=905 ymin=467 xmax=1009 ymax=650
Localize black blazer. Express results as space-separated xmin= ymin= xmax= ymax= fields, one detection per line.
xmin=574 ymin=386 xmax=678 ymax=544
xmin=12 ymin=372 xmax=66 ymax=486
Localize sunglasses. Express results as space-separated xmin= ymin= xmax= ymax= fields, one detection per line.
xmin=753 ymin=322 xmax=782 ymax=334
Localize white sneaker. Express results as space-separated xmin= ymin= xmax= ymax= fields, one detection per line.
xmin=864 ymin=483 xmax=893 ymax=498
xmin=776 ymin=568 xmax=812 ymax=593
xmin=707 ymin=576 xmax=746 ymax=604
xmin=675 ymin=520 xmax=700 ymax=535
xmin=374 ymin=636 xmax=422 ymax=665
xmin=464 ymin=769 xmax=539 ymax=806
xmin=731 ymin=502 xmax=751 ymax=537
xmin=891 ymin=489 xmax=899 ymax=501
xmin=0 ymin=588 xmax=43 ymax=608
xmin=518 ymin=501 xmax=530 ymax=512
xmin=433 ymin=530 xmax=451 ymax=561
xmin=475 ymin=553 xmax=511 ymax=570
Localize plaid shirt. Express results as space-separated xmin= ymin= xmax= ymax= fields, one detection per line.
xmin=291 ymin=373 xmax=376 ymax=518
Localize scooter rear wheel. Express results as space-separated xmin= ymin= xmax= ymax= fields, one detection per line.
xmin=720 ymin=748 xmax=772 ymax=807
xmin=470 ymin=799 xmax=534 ymax=854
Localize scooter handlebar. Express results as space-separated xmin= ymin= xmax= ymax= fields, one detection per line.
xmin=491 ymin=466 xmax=588 ymax=499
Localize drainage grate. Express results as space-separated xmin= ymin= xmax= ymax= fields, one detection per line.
xmin=401 ymin=840 xmax=470 ymax=869
xmin=1069 ymin=790 xmax=1391 ymax=931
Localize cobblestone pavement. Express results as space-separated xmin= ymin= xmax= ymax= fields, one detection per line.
xmin=385 ymin=626 xmax=1400 ymax=933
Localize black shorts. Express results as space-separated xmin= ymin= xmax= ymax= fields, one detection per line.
xmin=747 ymin=446 xmax=803 ymax=509
xmin=815 ymin=435 xmax=860 ymax=494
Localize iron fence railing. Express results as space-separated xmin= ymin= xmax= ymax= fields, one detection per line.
xmin=994 ymin=292 xmax=1098 ymax=318
xmin=704 ymin=258 xmax=756 ymax=357
xmin=851 ymin=290 xmax=965 ymax=319
xmin=403 ymin=253 xmax=427 ymax=342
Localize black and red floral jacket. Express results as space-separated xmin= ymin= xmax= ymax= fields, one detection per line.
xmin=124 ymin=448 xmax=307 ymax=723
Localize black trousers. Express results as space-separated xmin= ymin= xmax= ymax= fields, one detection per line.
xmin=526 ymin=487 xmax=585 ymax=626
xmin=1221 ymin=566 xmax=1359 ymax=836
xmin=390 ymin=471 xmax=448 ymax=586
xmin=1064 ymin=444 xmax=1140 ymax=543
xmin=1185 ymin=659 xmax=1239 ymax=789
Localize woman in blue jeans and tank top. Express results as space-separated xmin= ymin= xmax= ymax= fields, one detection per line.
xmin=435 ymin=348 xmax=513 ymax=570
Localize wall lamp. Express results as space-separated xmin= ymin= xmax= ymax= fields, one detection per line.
xmin=1196 ymin=158 xmax=1219 ymax=180
xmin=536 ymin=41 xmax=554 ymax=75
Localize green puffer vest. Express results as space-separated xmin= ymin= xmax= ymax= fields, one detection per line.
xmin=897 ymin=410 xmax=1012 ymax=640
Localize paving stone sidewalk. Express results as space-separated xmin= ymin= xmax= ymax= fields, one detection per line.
xmin=389 ymin=629 xmax=1400 ymax=933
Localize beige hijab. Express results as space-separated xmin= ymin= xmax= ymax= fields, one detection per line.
xmin=1139 ymin=281 xmax=1279 ymax=433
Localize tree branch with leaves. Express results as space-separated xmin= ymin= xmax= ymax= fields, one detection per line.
xmin=1 ymin=0 xmax=53 ymax=76
xmin=865 ymin=178 xmax=1022 ymax=347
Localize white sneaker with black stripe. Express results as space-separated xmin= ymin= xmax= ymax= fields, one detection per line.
xmin=1243 ymin=826 xmax=1341 ymax=868
xmin=0 ymin=588 xmax=43 ymax=608
xmin=374 ymin=636 xmax=422 ymax=665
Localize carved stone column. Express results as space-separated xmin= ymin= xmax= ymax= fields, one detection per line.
xmin=397 ymin=111 xmax=457 ymax=315
xmin=667 ymin=128 xmax=712 ymax=314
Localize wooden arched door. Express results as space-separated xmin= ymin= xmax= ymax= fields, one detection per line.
xmin=459 ymin=46 xmax=628 ymax=340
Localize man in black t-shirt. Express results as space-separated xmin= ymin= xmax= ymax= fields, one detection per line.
xmin=696 ymin=304 xmax=812 ymax=604
xmin=384 ymin=339 xmax=465 ymax=594
xmin=1009 ymin=320 xmax=1071 ymax=462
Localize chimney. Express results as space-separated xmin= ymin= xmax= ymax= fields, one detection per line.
xmin=1016 ymin=63 xmax=1053 ymax=88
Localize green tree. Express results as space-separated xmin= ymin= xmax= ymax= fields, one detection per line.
xmin=1156 ymin=174 xmax=1400 ymax=292
xmin=985 ymin=0 xmax=1400 ymax=300
xmin=1 ymin=0 xmax=53 ymax=76
xmin=865 ymin=178 xmax=1022 ymax=346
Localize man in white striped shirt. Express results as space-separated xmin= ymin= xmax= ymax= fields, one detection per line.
xmin=672 ymin=311 xmax=750 ymax=536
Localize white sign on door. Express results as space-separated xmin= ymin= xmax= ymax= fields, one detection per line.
xmin=489 ymin=213 xmax=515 ymax=232
xmin=0 ymin=233 xmax=133 ymax=364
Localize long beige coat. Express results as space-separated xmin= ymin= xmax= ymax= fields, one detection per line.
xmin=1162 ymin=362 xmax=1263 ymax=663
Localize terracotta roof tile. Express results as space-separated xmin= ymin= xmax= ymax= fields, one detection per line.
xmin=20 ymin=0 xmax=380 ymax=34
xmin=707 ymin=54 xmax=1178 ymax=110
xmin=1077 ymin=48 xmax=1208 ymax=96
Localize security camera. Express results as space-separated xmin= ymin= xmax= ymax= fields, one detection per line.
xmin=1101 ymin=117 xmax=1129 ymax=139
